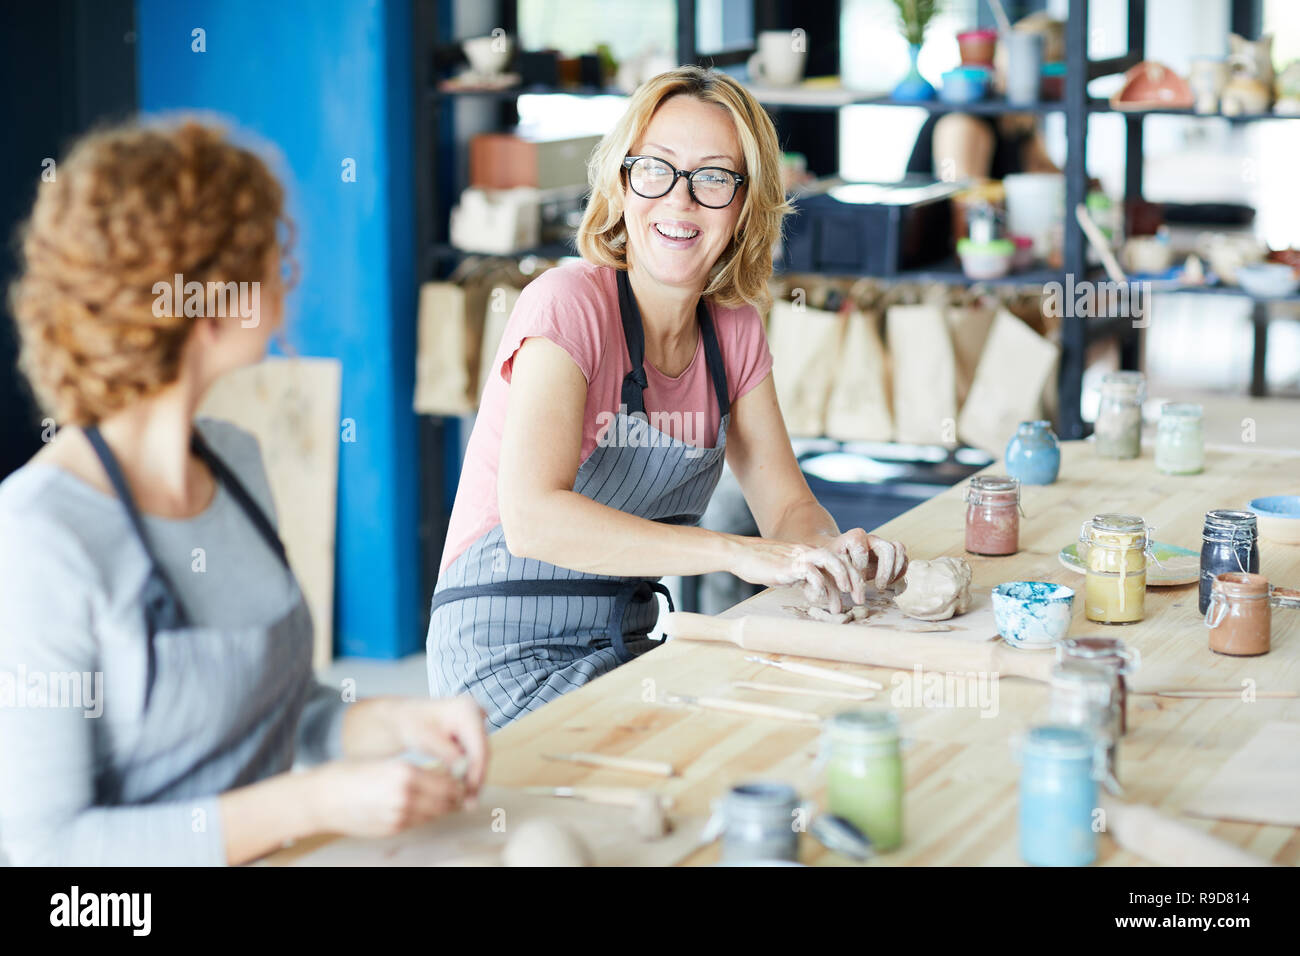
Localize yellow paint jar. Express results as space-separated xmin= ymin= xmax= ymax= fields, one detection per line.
xmin=1080 ymin=514 xmax=1149 ymax=624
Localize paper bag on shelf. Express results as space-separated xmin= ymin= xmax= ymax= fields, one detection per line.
xmin=945 ymin=303 xmax=996 ymax=407
xmin=825 ymin=309 xmax=893 ymax=442
xmin=414 ymin=281 xmax=477 ymax=416
xmin=887 ymin=303 xmax=958 ymax=445
xmin=477 ymin=283 xmax=522 ymax=403
xmin=768 ymin=299 xmax=843 ymax=437
xmin=957 ymin=308 xmax=1061 ymax=455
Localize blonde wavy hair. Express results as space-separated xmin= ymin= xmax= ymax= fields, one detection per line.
xmin=577 ymin=66 xmax=790 ymax=310
xmin=9 ymin=118 xmax=293 ymax=426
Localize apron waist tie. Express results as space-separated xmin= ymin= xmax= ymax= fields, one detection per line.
xmin=430 ymin=578 xmax=674 ymax=661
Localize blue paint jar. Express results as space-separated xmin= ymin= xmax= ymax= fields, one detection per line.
xmin=1199 ymin=510 xmax=1259 ymax=614
xmin=1018 ymin=725 xmax=1103 ymax=867
xmin=1005 ymin=420 xmax=1060 ymax=485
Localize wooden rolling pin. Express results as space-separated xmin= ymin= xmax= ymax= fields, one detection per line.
xmin=1100 ymin=794 xmax=1273 ymax=867
xmin=662 ymin=612 xmax=1057 ymax=683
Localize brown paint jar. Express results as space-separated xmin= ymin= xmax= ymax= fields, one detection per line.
xmin=965 ymin=475 xmax=1021 ymax=556
xmin=1205 ymin=572 xmax=1271 ymax=656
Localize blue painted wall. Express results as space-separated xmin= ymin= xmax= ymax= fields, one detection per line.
xmin=137 ymin=0 xmax=420 ymax=658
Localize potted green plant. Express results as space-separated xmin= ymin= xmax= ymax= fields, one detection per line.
xmin=891 ymin=0 xmax=941 ymax=101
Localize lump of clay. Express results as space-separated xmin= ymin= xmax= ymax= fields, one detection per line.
xmin=502 ymin=819 xmax=593 ymax=867
xmin=893 ymin=557 xmax=973 ymax=621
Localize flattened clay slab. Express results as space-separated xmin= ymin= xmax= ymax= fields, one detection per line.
xmin=729 ymin=584 xmax=998 ymax=642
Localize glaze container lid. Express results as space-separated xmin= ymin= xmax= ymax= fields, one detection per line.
xmin=1159 ymin=402 xmax=1203 ymax=419
xmin=1204 ymin=509 xmax=1258 ymax=536
xmin=1060 ymin=636 xmax=1136 ymax=665
xmin=1211 ymin=571 xmax=1269 ymax=598
xmin=1023 ymin=725 xmax=1096 ymax=760
xmin=1101 ymin=370 xmax=1146 ymax=396
xmin=826 ymin=709 xmax=900 ymax=743
xmin=725 ymin=781 xmax=799 ymax=819
xmin=968 ymin=474 xmax=1021 ymax=502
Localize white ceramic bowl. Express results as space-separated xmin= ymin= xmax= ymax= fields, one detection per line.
xmin=1248 ymin=495 xmax=1300 ymax=545
xmin=1235 ymin=263 xmax=1299 ymax=298
xmin=463 ymin=35 xmax=512 ymax=76
xmin=991 ymin=581 xmax=1075 ymax=649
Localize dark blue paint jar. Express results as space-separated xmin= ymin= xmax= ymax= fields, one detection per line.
xmin=1199 ymin=510 xmax=1259 ymax=614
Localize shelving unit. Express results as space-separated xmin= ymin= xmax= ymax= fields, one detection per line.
xmin=410 ymin=0 xmax=1285 ymax=606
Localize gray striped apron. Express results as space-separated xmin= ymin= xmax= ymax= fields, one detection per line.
xmin=427 ymin=269 xmax=730 ymax=729
xmin=83 ymin=426 xmax=316 ymax=805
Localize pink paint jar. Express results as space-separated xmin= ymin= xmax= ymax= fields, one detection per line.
xmin=965 ymin=475 xmax=1022 ymax=556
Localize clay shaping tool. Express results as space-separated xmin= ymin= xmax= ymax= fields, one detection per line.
xmin=662 ymin=692 xmax=822 ymax=724
xmin=732 ymin=680 xmax=875 ymax=702
xmin=745 ymin=654 xmax=884 ymax=690
xmin=665 ymin=612 xmax=1056 ymax=683
xmin=543 ymin=752 xmax=676 ymax=778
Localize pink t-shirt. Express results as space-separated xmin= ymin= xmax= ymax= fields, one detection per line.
xmin=440 ymin=260 xmax=774 ymax=572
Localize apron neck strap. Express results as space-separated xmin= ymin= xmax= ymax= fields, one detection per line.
xmin=190 ymin=430 xmax=289 ymax=567
xmin=615 ymin=267 xmax=730 ymax=420
xmin=83 ymin=425 xmax=174 ymax=576
xmin=82 ymin=424 xmax=191 ymax=643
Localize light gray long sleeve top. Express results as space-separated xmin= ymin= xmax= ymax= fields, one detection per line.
xmin=0 ymin=419 xmax=347 ymax=865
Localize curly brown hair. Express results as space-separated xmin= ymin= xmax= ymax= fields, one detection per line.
xmin=8 ymin=118 xmax=293 ymax=425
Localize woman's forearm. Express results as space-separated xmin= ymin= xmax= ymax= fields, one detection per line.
xmin=505 ymin=488 xmax=744 ymax=577
xmin=767 ymin=496 xmax=840 ymax=547
xmin=219 ymin=770 xmax=324 ymax=866
xmin=339 ymin=698 xmax=402 ymax=758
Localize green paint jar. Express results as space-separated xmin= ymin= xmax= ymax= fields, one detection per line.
xmin=823 ymin=711 xmax=903 ymax=852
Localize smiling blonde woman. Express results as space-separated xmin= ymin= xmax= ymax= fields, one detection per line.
xmin=427 ymin=66 xmax=909 ymax=729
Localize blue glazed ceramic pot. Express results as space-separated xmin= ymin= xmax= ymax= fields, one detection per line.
xmin=1005 ymin=420 xmax=1060 ymax=485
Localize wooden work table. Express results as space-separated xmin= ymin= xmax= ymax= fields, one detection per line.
xmin=484 ymin=440 xmax=1300 ymax=866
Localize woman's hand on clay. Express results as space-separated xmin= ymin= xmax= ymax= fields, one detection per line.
xmin=382 ymin=695 xmax=489 ymax=800
xmin=729 ymin=538 xmax=856 ymax=613
xmin=307 ymin=759 xmax=468 ymax=838
xmin=825 ymin=528 xmax=909 ymax=593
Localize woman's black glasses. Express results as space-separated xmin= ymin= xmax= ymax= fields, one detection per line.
xmin=622 ymin=155 xmax=745 ymax=209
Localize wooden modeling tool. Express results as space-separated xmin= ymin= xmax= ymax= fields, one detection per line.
xmin=662 ymin=693 xmax=822 ymax=724
xmin=732 ymin=680 xmax=875 ymax=702
xmin=543 ymin=752 xmax=676 ymax=777
xmin=745 ymin=654 xmax=884 ymax=690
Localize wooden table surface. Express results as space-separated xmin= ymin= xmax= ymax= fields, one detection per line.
xmin=485 ymin=440 xmax=1300 ymax=866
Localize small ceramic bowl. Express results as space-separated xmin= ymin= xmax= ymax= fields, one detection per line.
xmin=1235 ymin=263 xmax=1300 ymax=298
xmin=1248 ymin=495 xmax=1300 ymax=545
xmin=957 ymin=238 xmax=1014 ymax=280
xmin=992 ymin=581 xmax=1075 ymax=649
xmin=940 ymin=67 xmax=989 ymax=104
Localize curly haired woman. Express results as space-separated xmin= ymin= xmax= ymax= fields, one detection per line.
xmin=0 ymin=120 xmax=487 ymax=865
xmin=427 ymin=67 xmax=910 ymax=729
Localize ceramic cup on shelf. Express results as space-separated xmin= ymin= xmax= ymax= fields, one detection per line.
xmin=463 ymin=34 xmax=512 ymax=76
xmin=1005 ymin=30 xmax=1043 ymax=105
xmin=748 ymin=30 xmax=807 ymax=88
xmin=1005 ymin=420 xmax=1061 ymax=485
